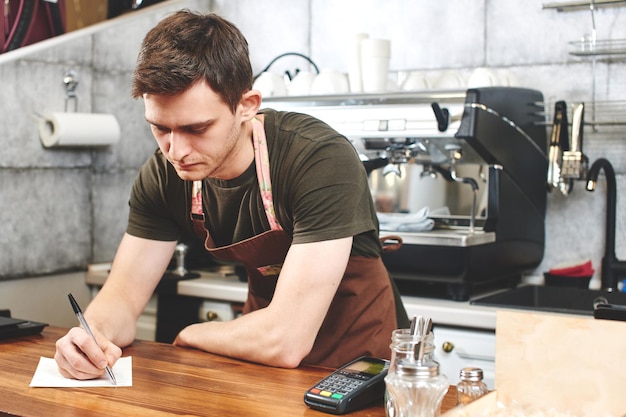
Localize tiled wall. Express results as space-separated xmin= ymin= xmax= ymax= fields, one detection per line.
xmin=1 ymin=0 xmax=625 ymax=291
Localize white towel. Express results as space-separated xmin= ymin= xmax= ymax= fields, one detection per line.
xmin=377 ymin=207 xmax=435 ymax=232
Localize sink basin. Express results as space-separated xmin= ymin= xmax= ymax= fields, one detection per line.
xmin=471 ymin=285 xmax=626 ymax=316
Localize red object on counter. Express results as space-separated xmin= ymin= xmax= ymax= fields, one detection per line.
xmin=549 ymin=260 xmax=594 ymax=277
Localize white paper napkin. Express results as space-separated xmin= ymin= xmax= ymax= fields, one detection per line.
xmin=29 ymin=356 xmax=132 ymax=387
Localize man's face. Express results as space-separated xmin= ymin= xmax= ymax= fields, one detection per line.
xmin=143 ymin=81 xmax=250 ymax=181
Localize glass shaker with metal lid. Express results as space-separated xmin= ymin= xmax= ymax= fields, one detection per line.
xmin=387 ymin=328 xmax=435 ymax=375
xmin=456 ymin=367 xmax=489 ymax=405
xmin=385 ymin=316 xmax=448 ymax=417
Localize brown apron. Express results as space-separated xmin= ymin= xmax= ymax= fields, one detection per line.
xmin=189 ymin=118 xmax=399 ymax=367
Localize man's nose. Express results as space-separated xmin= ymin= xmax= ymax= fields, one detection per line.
xmin=168 ymin=132 xmax=191 ymax=160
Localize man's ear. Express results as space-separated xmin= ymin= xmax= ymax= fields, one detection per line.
xmin=239 ymin=89 xmax=262 ymax=120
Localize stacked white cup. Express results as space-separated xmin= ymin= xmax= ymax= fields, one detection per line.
xmin=347 ymin=33 xmax=369 ymax=93
xmin=360 ymin=38 xmax=391 ymax=93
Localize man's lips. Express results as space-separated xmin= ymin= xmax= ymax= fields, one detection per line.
xmin=174 ymin=162 xmax=199 ymax=170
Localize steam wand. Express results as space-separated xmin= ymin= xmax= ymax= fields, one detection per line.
xmin=446 ymin=144 xmax=479 ymax=233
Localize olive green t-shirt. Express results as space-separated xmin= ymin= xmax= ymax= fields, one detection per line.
xmin=126 ymin=109 xmax=382 ymax=257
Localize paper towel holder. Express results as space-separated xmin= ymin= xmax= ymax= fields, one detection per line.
xmin=63 ymin=69 xmax=78 ymax=112
xmin=38 ymin=69 xmax=121 ymax=149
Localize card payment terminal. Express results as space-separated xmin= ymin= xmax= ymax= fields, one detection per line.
xmin=303 ymin=356 xmax=389 ymax=414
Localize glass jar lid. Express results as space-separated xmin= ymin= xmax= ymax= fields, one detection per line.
xmin=396 ymin=359 xmax=440 ymax=378
xmin=459 ymin=367 xmax=483 ymax=382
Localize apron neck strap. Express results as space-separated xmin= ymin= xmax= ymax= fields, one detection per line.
xmin=189 ymin=117 xmax=282 ymax=247
xmin=251 ymin=117 xmax=282 ymax=231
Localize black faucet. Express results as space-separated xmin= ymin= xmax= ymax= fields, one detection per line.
xmin=586 ymin=158 xmax=626 ymax=292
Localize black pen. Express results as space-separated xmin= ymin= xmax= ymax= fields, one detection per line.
xmin=67 ymin=293 xmax=117 ymax=385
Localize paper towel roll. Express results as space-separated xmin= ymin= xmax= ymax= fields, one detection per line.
xmin=39 ymin=112 xmax=121 ymax=148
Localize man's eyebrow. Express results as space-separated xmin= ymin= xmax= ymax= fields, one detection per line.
xmin=182 ymin=119 xmax=213 ymax=129
xmin=144 ymin=118 xmax=213 ymax=129
xmin=144 ymin=117 xmax=163 ymax=127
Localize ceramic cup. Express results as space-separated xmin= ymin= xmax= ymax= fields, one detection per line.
xmin=310 ymin=69 xmax=350 ymax=95
xmin=401 ymin=71 xmax=431 ymax=91
xmin=467 ymin=67 xmax=498 ymax=88
xmin=252 ymin=71 xmax=287 ymax=97
xmin=496 ymin=69 xmax=518 ymax=87
xmin=288 ymin=71 xmax=316 ymax=96
xmin=434 ymin=70 xmax=464 ymax=90
xmin=360 ymin=38 xmax=391 ymax=93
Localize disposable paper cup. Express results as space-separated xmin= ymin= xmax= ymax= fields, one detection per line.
xmin=347 ymin=33 xmax=369 ymax=93
xmin=360 ymin=38 xmax=391 ymax=93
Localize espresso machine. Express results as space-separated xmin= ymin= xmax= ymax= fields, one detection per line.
xmin=264 ymin=87 xmax=548 ymax=300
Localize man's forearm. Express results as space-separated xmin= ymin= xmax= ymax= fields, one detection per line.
xmin=84 ymin=287 xmax=142 ymax=347
xmin=174 ymin=307 xmax=313 ymax=368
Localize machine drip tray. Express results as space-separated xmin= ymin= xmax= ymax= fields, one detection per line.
xmin=381 ymin=230 xmax=495 ymax=247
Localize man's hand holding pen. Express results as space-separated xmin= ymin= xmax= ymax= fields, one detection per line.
xmin=54 ymin=318 xmax=122 ymax=382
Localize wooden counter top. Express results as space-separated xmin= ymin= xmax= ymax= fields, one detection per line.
xmin=0 ymin=326 xmax=459 ymax=416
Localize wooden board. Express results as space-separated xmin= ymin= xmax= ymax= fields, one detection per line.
xmin=495 ymin=310 xmax=626 ymax=416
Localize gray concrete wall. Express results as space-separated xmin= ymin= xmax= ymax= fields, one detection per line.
xmin=0 ymin=0 xmax=210 ymax=324
xmin=0 ymin=0 xmax=211 ymax=281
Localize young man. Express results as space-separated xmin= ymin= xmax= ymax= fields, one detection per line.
xmin=55 ymin=10 xmax=407 ymax=380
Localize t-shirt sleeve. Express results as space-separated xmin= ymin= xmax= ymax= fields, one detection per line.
xmin=287 ymin=135 xmax=377 ymax=244
xmin=126 ymin=152 xmax=183 ymax=242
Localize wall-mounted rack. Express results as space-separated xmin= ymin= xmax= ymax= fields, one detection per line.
xmin=569 ymin=38 xmax=626 ymax=56
xmin=543 ymin=0 xmax=626 ymax=12
xmin=543 ymin=0 xmax=626 ymax=129
xmin=542 ymin=100 xmax=626 ymax=127
xmin=544 ymin=0 xmax=626 ymax=57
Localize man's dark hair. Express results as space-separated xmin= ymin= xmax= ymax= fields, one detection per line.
xmin=131 ymin=10 xmax=253 ymax=113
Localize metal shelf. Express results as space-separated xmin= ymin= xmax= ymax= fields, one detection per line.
xmin=569 ymin=38 xmax=626 ymax=56
xmin=542 ymin=100 xmax=626 ymax=128
xmin=544 ymin=0 xmax=626 ymax=124
xmin=543 ymin=0 xmax=626 ymax=11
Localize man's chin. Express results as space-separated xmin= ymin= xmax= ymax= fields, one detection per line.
xmin=174 ymin=170 xmax=206 ymax=182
